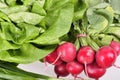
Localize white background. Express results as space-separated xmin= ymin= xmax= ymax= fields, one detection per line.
xmin=18 ymin=56 xmax=120 ymax=80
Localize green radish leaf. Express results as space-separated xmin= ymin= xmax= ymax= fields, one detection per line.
xmin=110 ymin=0 xmax=120 ymax=14
xmin=87 ymin=5 xmax=113 ymax=34
xmin=99 ymin=35 xmax=114 ymax=46
xmin=93 ymin=3 xmax=109 ymax=9
xmin=95 ymin=9 xmax=113 ymax=25
xmin=85 ymin=0 xmax=103 ymax=7
xmin=87 ymin=36 xmax=99 ymax=51
xmin=87 ymin=8 xmax=108 ymax=33
xmin=105 ymin=26 xmax=120 ymax=39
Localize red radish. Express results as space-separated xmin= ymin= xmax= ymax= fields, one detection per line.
xmin=77 ymin=46 xmax=95 ymax=78
xmin=77 ymin=46 xmax=95 ymax=64
xmin=109 ymin=41 xmax=120 ymax=56
xmin=85 ymin=62 xmax=106 ymax=80
xmin=96 ymin=46 xmax=116 ymax=68
xmin=109 ymin=41 xmax=120 ymax=69
xmin=54 ymin=63 xmax=69 ymax=78
xmin=66 ymin=60 xmax=84 ymax=78
xmin=44 ymin=49 xmax=62 ymax=65
xmin=57 ymin=42 xmax=76 ymax=62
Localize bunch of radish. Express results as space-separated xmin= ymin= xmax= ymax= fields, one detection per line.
xmin=44 ymin=41 xmax=120 ymax=80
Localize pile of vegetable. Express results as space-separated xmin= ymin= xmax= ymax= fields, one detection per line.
xmin=45 ymin=41 xmax=119 ymax=80
xmin=0 ymin=0 xmax=120 ymax=80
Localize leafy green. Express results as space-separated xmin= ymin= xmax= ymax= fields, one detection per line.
xmin=31 ymin=1 xmax=46 ymax=16
xmin=0 ymin=5 xmax=28 ymax=15
xmin=73 ymin=0 xmax=87 ymax=21
xmin=87 ymin=4 xmax=113 ymax=34
xmin=0 ymin=0 xmax=74 ymax=65
xmin=9 ymin=12 xmax=44 ymax=25
xmin=0 ymin=44 xmax=55 ymax=63
xmin=110 ymin=0 xmax=120 ymax=14
xmin=31 ymin=1 xmax=74 ymax=45
xmin=5 ymin=0 xmax=16 ymax=6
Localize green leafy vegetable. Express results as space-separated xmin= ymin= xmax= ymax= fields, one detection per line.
xmin=31 ymin=1 xmax=74 ymax=45
xmin=0 ymin=5 xmax=28 ymax=15
xmin=0 ymin=0 xmax=120 ymax=80
xmin=9 ymin=12 xmax=44 ymax=25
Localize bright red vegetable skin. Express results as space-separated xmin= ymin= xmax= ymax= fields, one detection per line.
xmin=57 ymin=42 xmax=76 ymax=62
xmin=66 ymin=60 xmax=84 ymax=77
xmin=54 ymin=63 xmax=69 ymax=78
xmin=44 ymin=49 xmax=62 ymax=65
xmin=77 ymin=46 xmax=95 ymax=64
xmin=96 ymin=46 xmax=116 ymax=68
xmin=85 ymin=62 xmax=106 ymax=79
xmin=110 ymin=41 xmax=120 ymax=56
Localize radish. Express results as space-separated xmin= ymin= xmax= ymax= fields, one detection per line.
xmin=109 ymin=41 xmax=120 ymax=56
xmin=57 ymin=42 xmax=76 ymax=62
xmin=77 ymin=46 xmax=95 ymax=78
xmin=66 ymin=60 xmax=84 ymax=78
xmin=85 ymin=62 xmax=106 ymax=80
xmin=44 ymin=49 xmax=62 ymax=65
xmin=54 ymin=62 xmax=69 ymax=78
xmin=96 ymin=46 xmax=116 ymax=68
xmin=109 ymin=41 xmax=120 ymax=69
xmin=77 ymin=46 xmax=95 ymax=64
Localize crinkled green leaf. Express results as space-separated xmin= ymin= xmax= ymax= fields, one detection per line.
xmin=73 ymin=0 xmax=87 ymax=21
xmin=0 ymin=2 xmax=8 ymax=8
xmin=0 ymin=12 xmax=11 ymax=22
xmin=31 ymin=1 xmax=74 ymax=45
xmin=0 ymin=22 xmax=22 ymax=41
xmin=44 ymin=0 xmax=53 ymax=10
xmin=0 ymin=5 xmax=28 ymax=15
xmin=23 ymin=0 xmax=35 ymax=6
xmin=0 ymin=37 xmax=20 ymax=51
xmin=32 ymin=1 xmax=46 ymax=16
xmin=43 ymin=0 xmax=72 ymax=26
xmin=0 ymin=43 xmax=55 ymax=63
xmin=5 ymin=0 xmax=16 ymax=6
xmin=16 ymin=23 xmax=40 ymax=44
xmin=0 ymin=22 xmax=40 ymax=44
xmin=9 ymin=12 xmax=44 ymax=25
xmin=47 ymin=0 xmax=70 ymax=11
